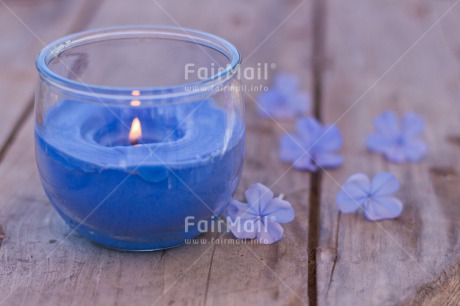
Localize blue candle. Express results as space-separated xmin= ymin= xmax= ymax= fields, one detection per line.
xmin=35 ymin=99 xmax=245 ymax=251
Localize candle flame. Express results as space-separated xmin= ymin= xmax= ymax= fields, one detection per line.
xmin=129 ymin=117 xmax=142 ymax=145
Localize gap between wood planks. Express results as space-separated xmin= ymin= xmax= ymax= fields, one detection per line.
xmin=308 ymin=0 xmax=327 ymax=305
xmin=0 ymin=0 xmax=103 ymax=165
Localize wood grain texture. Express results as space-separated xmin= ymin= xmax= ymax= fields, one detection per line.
xmin=404 ymin=263 xmax=460 ymax=306
xmin=317 ymin=0 xmax=460 ymax=305
xmin=0 ymin=0 xmax=314 ymax=305
xmin=2 ymin=0 xmax=459 ymax=305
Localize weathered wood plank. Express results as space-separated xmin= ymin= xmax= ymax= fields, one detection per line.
xmin=317 ymin=0 xmax=460 ymax=305
xmin=0 ymin=0 xmax=100 ymax=158
xmin=0 ymin=0 xmax=314 ymax=305
xmin=404 ymin=263 xmax=460 ymax=306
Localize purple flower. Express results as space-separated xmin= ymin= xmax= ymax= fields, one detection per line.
xmin=279 ymin=117 xmax=344 ymax=172
xmin=227 ymin=183 xmax=295 ymax=244
xmin=367 ymin=111 xmax=427 ymax=163
xmin=258 ymin=73 xmax=311 ymax=119
xmin=336 ymin=173 xmax=403 ymax=221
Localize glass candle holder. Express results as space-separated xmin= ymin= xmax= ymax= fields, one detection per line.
xmin=35 ymin=26 xmax=245 ymax=251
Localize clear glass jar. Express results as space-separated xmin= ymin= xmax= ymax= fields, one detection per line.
xmin=35 ymin=26 xmax=245 ymax=251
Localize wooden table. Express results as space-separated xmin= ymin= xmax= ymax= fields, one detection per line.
xmin=0 ymin=0 xmax=459 ymax=305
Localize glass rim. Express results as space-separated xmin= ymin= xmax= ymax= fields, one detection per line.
xmin=36 ymin=25 xmax=241 ymax=102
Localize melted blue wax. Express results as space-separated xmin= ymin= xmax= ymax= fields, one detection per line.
xmin=35 ymin=99 xmax=245 ymax=251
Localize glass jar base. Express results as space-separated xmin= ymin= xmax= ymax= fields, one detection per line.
xmin=51 ymin=202 xmax=202 ymax=252
xmin=79 ymin=229 xmax=188 ymax=252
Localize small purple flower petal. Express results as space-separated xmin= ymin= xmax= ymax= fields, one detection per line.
xmin=227 ymin=199 xmax=256 ymax=220
xmin=314 ymin=125 xmax=343 ymax=151
xmin=336 ymin=173 xmax=403 ymax=221
xmin=280 ymin=116 xmax=343 ymax=172
xmin=244 ymin=183 xmax=274 ymax=211
xmin=403 ymin=139 xmax=428 ymax=162
xmin=296 ymin=117 xmax=322 ymax=139
xmin=314 ymin=153 xmax=344 ymax=169
xmin=290 ymin=155 xmax=313 ymax=171
xmin=228 ymin=217 xmax=258 ymax=239
xmin=226 ymin=183 xmax=295 ymax=244
xmin=383 ymin=145 xmax=406 ymax=163
xmin=345 ymin=173 xmax=372 ymax=195
xmin=374 ymin=111 xmax=400 ymax=139
xmin=402 ymin=112 xmax=425 ymax=138
xmin=275 ymin=73 xmax=299 ymax=95
xmin=257 ymin=219 xmax=284 ymax=244
xmin=336 ymin=173 xmax=370 ymax=213
xmin=364 ymin=196 xmax=403 ymax=221
xmin=279 ymin=134 xmax=303 ymax=162
xmin=262 ymin=197 xmax=295 ymax=223
xmin=367 ymin=111 xmax=427 ymax=163
xmin=258 ymin=92 xmax=291 ymax=118
xmin=258 ymin=91 xmax=279 ymax=111
xmin=257 ymin=73 xmax=311 ymax=119
xmin=366 ymin=133 xmax=393 ymax=153
xmin=371 ymin=172 xmax=400 ymax=197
